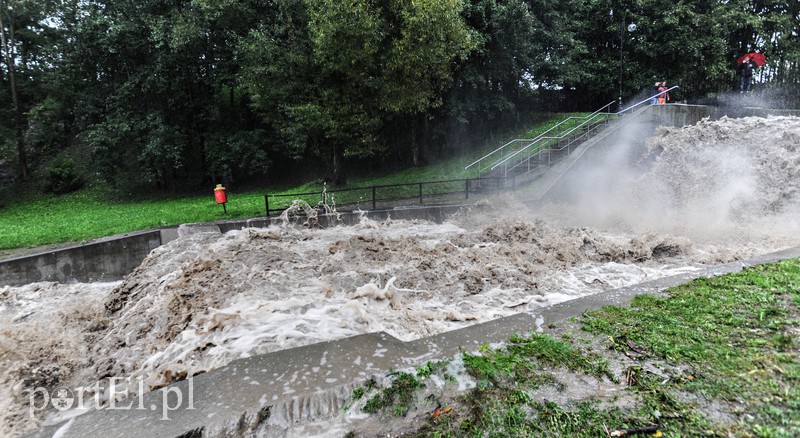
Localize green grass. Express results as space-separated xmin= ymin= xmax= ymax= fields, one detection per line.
xmin=581 ymin=260 xmax=800 ymax=436
xmin=0 ymin=188 xmax=267 ymax=251
xmin=0 ymin=112 xmax=587 ymax=252
xmin=463 ymin=333 xmax=616 ymax=391
xmin=345 ymin=259 xmax=800 ymax=437
xmin=362 ymin=371 xmax=425 ymax=417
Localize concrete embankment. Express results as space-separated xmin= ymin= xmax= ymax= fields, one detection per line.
xmin=0 ymin=205 xmax=463 ymax=287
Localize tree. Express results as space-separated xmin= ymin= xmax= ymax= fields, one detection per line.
xmin=724 ymin=0 xmax=800 ymax=85
xmin=4 ymin=0 xmax=800 ymax=195
xmin=0 ymin=0 xmax=40 ymax=180
xmin=378 ymin=0 xmax=476 ymax=167
xmin=558 ymin=0 xmax=734 ymax=106
xmin=440 ymin=1 xmax=577 ymax=134
xmin=237 ymin=0 xmax=319 ymax=182
xmin=313 ymin=0 xmax=475 ymax=181
xmin=69 ymin=0 xmax=271 ymax=190
xmin=241 ymin=0 xmax=474 ymax=186
xmin=0 ymin=2 xmax=25 ymax=179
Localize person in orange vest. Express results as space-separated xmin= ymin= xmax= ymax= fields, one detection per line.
xmin=657 ymin=81 xmax=670 ymax=105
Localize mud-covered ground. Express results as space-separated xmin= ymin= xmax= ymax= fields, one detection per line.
xmin=2 ymin=115 xmax=800 ymax=437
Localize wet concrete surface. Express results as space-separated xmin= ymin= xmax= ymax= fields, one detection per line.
xmin=27 ymin=244 xmax=800 ymax=438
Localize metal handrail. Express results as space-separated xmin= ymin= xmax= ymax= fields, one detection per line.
xmin=618 ymin=85 xmax=680 ymax=114
xmin=531 ymin=102 xmax=658 ymax=198
xmin=489 ymin=112 xmax=612 ymax=173
xmin=503 ymin=120 xmax=608 ymax=175
xmin=464 ymin=101 xmax=616 ymax=177
xmin=264 ymin=177 xmax=506 ymax=217
xmin=463 ymin=138 xmax=537 ymax=173
xmin=478 ymin=86 xmax=681 ymax=178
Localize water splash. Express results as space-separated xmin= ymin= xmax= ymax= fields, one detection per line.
xmin=279 ymin=183 xmax=342 ymax=227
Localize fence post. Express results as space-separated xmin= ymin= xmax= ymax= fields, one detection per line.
xmin=419 ymin=183 xmax=423 ymax=205
xmin=527 ymin=147 xmax=531 ymax=172
xmin=465 ymin=179 xmax=469 ymax=199
xmin=372 ymin=186 xmax=376 ymax=210
xmin=265 ymin=195 xmax=270 ymax=217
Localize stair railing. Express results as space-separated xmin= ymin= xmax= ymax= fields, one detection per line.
xmin=484 ymin=86 xmax=680 ymax=179
xmin=464 ymin=101 xmax=616 ymax=179
xmin=489 ymin=110 xmax=613 ymax=177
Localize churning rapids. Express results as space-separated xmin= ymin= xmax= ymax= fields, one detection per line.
xmin=3 ymin=115 xmax=800 ymax=436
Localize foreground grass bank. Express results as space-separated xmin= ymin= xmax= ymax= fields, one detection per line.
xmin=348 ymin=259 xmax=800 ymax=437
xmin=0 ymin=113 xmax=587 ymax=253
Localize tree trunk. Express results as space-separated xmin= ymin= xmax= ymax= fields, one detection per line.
xmin=411 ymin=118 xmax=420 ymax=167
xmin=0 ymin=4 xmax=28 ymax=180
xmin=411 ymin=113 xmax=427 ymax=167
xmin=331 ymin=144 xmax=346 ymax=186
xmin=420 ymin=114 xmax=429 ymax=166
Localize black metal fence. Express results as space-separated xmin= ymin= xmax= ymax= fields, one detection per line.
xmin=264 ymin=177 xmax=510 ymax=217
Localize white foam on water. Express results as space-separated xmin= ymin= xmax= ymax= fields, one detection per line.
xmin=3 ymin=115 xmax=800 ymax=437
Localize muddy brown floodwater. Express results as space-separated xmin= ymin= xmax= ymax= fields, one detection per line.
xmin=2 ymin=115 xmax=800 ymax=437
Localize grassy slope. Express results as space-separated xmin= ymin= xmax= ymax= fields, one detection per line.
xmin=349 ymin=260 xmax=800 ymax=437
xmin=0 ymin=113 xmax=585 ymax=252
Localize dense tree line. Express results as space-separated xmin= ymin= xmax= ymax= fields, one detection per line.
xmin=1 ymin=0 xmax=798 ymax=192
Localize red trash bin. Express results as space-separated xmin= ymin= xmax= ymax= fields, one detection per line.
xmin=214 ymin=184 xmax=227 ymax=213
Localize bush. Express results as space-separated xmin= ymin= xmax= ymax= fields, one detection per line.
xmin=45 ymin=157 xmax=84 ymax=194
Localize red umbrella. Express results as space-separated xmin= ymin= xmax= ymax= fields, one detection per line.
xmin=737 ymin=52 xmax=766 ymax=67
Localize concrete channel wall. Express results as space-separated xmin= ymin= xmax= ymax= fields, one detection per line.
xmin=0 ymin=230 xmax=162 ymax=286
xmin=0 ymin=205 xmax=465 ymax=287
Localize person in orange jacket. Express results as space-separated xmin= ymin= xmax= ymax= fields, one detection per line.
xmin=657 ymin=81 xmax=670 ymax=104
